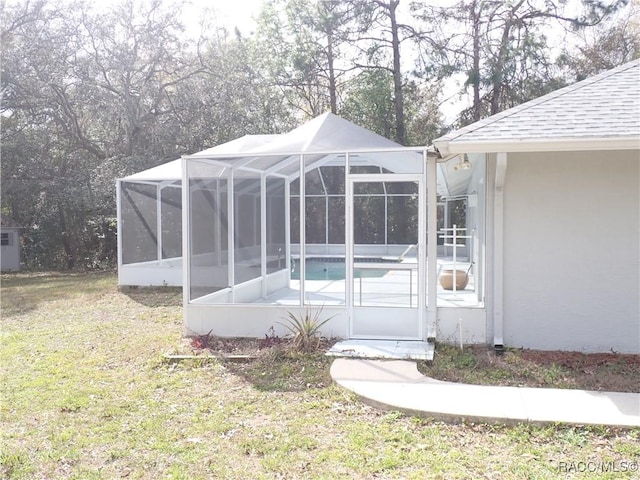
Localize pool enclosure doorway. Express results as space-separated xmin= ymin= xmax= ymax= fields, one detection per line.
xmin=348 ymin=174 xmax=425 ymax=339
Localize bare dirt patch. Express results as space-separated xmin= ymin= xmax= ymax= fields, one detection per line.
xmin=420 ymin=344 xmax=640 ymax=393
xmin=186 ymin=330 xmax=337 ymax=357
xmin=180 ymin=332 xmax=338 ymax=392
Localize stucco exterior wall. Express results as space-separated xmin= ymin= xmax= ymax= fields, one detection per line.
xmin=502 ymin=150 xmax=639 ymax=353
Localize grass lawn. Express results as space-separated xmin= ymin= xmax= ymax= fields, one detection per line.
xmin=1 ymin=272 xmax=639 ymax=479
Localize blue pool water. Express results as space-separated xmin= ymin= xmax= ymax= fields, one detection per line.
xmin=291 ymin=258 xmax=390 ymax=281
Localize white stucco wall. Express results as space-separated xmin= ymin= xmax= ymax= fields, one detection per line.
xmin=437 ymin=308 xmax=486 ymax=345
xmin=502 ymin=150 xmax=639 ymax=353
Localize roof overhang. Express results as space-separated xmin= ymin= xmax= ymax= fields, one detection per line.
xmin=433 ymin=136 xmax=640 ymax=156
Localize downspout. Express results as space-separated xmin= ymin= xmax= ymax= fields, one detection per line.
xmin=493 ymin=153 xmax=508 ymax=354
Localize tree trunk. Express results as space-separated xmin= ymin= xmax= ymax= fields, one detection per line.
xmin=389 ymin=0 xmax=405 ymax=144
xmin=388 ymin=0 xmax=406 ymax=145
xmin=58 ymin=203 xmax=75 ymax=270
xmin=490 ymin=0 xmax=524 ymax=114
xmin=471 ymin=0 xmax=481 ymax=121
xmin=326 ymin=27 xmax=338 ymax=114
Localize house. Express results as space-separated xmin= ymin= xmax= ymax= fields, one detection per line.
xmin=1 ymin=214 xmax=21 ymax=271
xmin=433 ymin=58 xmax=640 ymax=353
xmin=119 ymin=59 xmax=639 ymax=354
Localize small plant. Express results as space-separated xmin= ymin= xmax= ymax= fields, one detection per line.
xmin=259 ymin=326 xmax=283 ymax=349
xmin=190 ymin=330 xmax=213 ymax=350
xmin=278 ymin=306 xmax=333 ymax=353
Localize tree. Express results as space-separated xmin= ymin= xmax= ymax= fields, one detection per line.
xmin=341 ymin=69 xmax=443 ymax=145
xmin=413 ymin=0 xmax=628 ymax=126
xmin=3 ymin=0 xmax=204 ymax=268
xmin=341 ymin=69 xmax=396 ymax=138
xmin=254 ymin=0 xmax=360 ymax=118
xmin=558 ymin=1 xmax=640 ymax=80
xmin=349 ymin=0 xmax=412 ymax=144
xmin=172 ymin=28 xmax=294 ymax=151
xmin=2 ymin=0 xmax=105 ymax=268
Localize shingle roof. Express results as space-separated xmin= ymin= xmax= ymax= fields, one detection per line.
xmin=434 ymin=59 xmax=640 ymax=151
xmin=0 ymin=213 xmax=21 ymax=228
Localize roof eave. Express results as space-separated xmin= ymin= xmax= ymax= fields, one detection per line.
xmin=433 ymin=136 xmax=640 ymax=155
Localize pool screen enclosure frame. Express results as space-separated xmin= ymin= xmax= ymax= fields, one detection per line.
xmin=182 ymin=147 xmax=441 ymax=341
xmin=347 ymin=172 xmax=428 ymax=340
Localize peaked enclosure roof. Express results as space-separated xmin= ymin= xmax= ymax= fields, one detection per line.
xmin=248 ymin=112 xmax=402 ymax=153
xmin=186 ymin=113 xmax=425 ymax=177
xmin=434 ymin=59 xmax=640 ymax=155
xmin=122 ymin=134 xmax=280 ymax=182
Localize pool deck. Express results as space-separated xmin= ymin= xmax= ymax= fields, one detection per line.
xmin=259 ymin=257 xmax=479 ymax=307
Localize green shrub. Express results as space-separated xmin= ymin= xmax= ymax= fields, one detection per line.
xmin=278 ymin=306 xmax=333 ymax=353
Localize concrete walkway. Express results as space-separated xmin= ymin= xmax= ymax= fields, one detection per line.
xmin=330 ymin=358 xmax=640 ymax=427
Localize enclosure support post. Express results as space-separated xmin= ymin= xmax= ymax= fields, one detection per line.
xmin=228 ymin=168 xmax=235 ymax=302
xmin=260 ymin=174 xmax=267 ymax=299
xmin=285 ymin=180 xmax=291 ymax=286
xmin=298 ymin=154 xmax=306 ymax=305
xmin=444 ymin=201 xmax=450 ymax=256
xmin=493 ymin=153 xmax=508 ymax=349
xmin=116 ymin=180 xmax=123 ymax=283
xmin=216 ymin=182 xmax=222 ymax=266
xmin=384 ymin=184 xmax=388 ymax=247
xmin=181 ymin=157 xmax=190 ymax=311
xmin=156 ymin=184 xmax=163 ymax=265
xmin=345 ymin=152 xmax=353 ymax=335
xmin=418 ymin=150 xmax=427 ymax=330
xmin=426 ymin=154 xmax=438 ymax=342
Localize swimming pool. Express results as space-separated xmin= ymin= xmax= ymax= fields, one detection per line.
xmin=290 ymin=257 xmax=391 ymax=281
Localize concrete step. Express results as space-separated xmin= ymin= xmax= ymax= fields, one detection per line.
xmin=327 ymin=339 xmax=435 ymax=361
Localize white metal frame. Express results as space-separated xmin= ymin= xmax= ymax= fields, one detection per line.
xmin=347 ymin=172 xmax=426 ymax=340
xmin=493 ymin=153 xmax=507 ymax=347
xmin=181 ymin=147 xmax=461 ymax=344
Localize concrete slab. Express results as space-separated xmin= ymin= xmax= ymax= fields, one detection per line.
xmin=330 ymin=358 xmax=640 ymax=427
xmin=327 ymin=340 xmax=435 ymax=361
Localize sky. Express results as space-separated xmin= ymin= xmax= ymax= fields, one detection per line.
xmin=182 ymin=0 xmax=265 ymax=35
xmin=190 ymin=0 xmax=453 ymax=35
